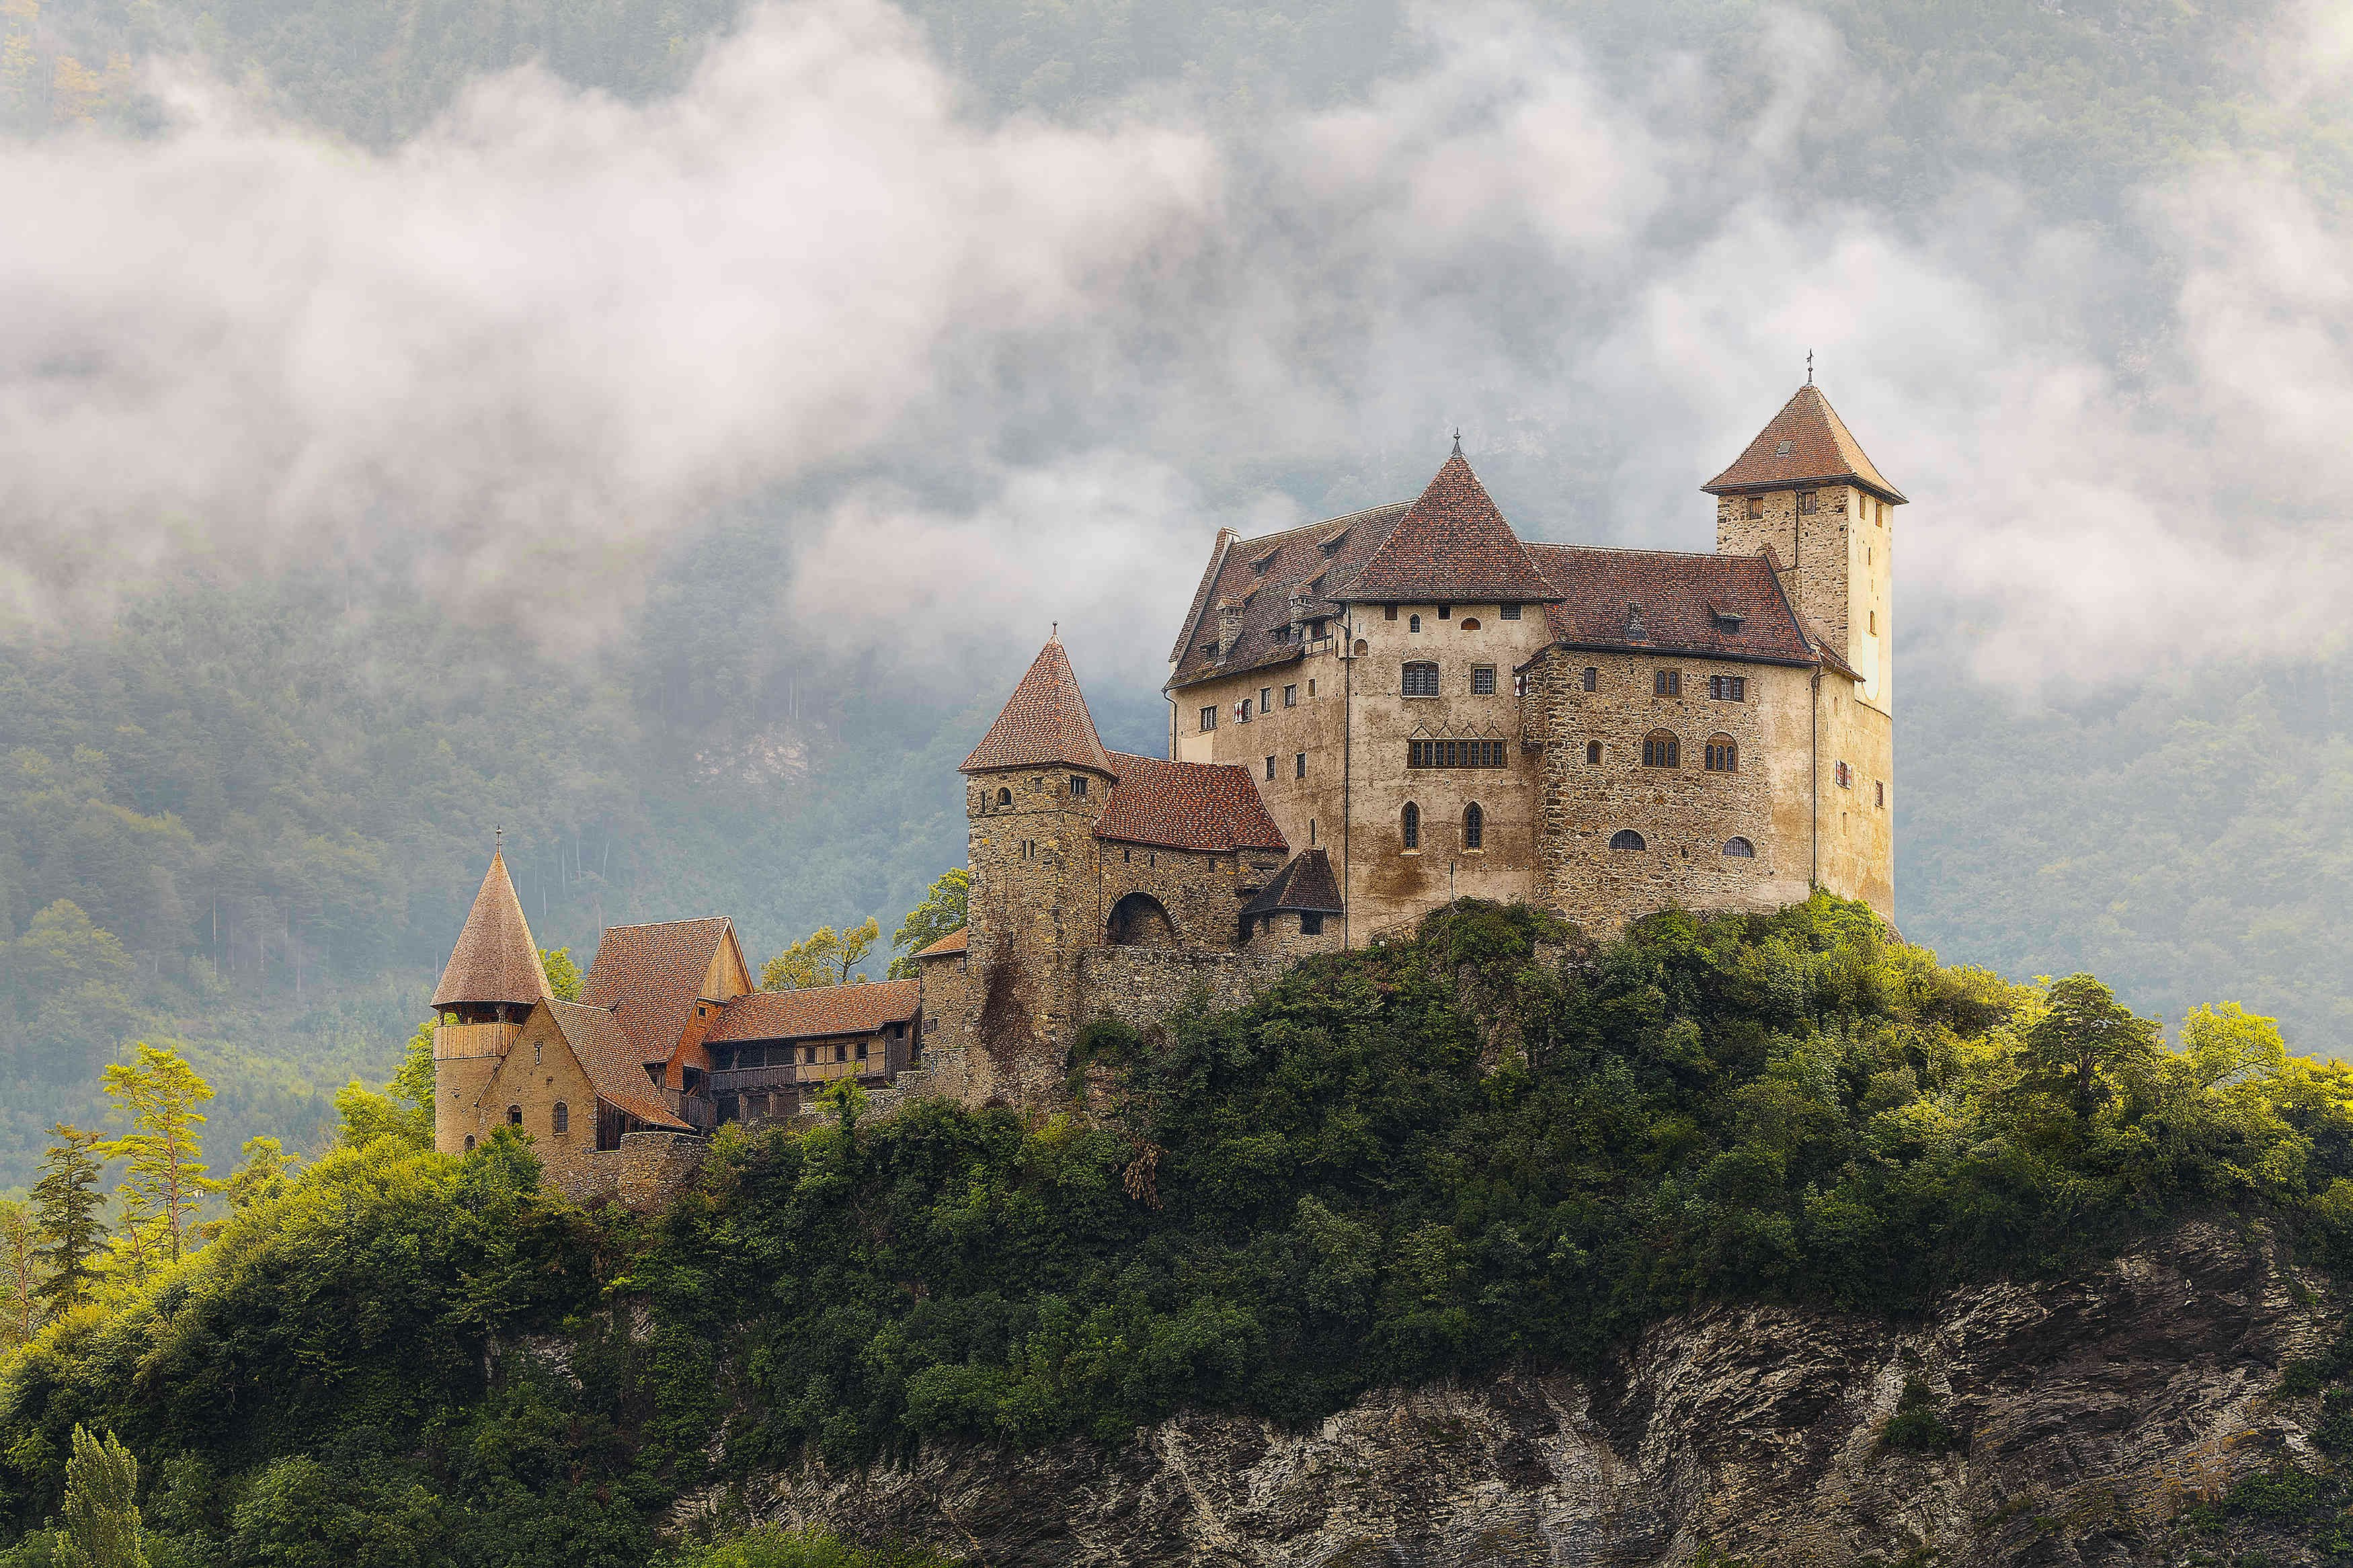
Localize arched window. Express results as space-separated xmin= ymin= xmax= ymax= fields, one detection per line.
xmin=1704 ymin=735 xmax=1738 ymax=772
xmin=1353 ymin=638 xmax=1369 ymax=657
xmin=553 ymin=1102 xmax=569 ymax=1134
xmin=507 ymin=1104 xmax=522 ymax=1126
xmin=1460 ymin=617 xmax=1481 ymax=630
xmin=464 ymin=1134 xmax=475 ymax=1152
xmin=1722 ymin=837 xmax=1756 ymax=858
xmin=1642 ymin=730 xmax=1680 ymax=768
xmin=1585 ymin=740 xmax=1602 ymax=766
xmin=1402 ymin=802 xmax=1421 ymax=850
xmin=996 ymin=786 xmax=1012 ymax=807
xmin=1609 ymin=829 xmax=1646 ymax=852
xmin=1409 ymin=614 xmax=1423 ymax=632
xmin=1463 ymin=802 xmax=1484 ymax=850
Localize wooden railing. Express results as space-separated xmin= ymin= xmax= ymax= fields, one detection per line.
xmin=434 ymin=1022 xmax=519 ymax=1060
xmin=707 ymin=1065 xmax=799 ymax=1094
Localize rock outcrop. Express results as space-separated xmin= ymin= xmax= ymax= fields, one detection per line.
xmin=715 ymin=1220 xmax=2342 ymax=1565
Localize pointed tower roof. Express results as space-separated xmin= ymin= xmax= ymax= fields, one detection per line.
xmin=1702 ymin=384 xmax=1906 ymax=503
xmin=1335 ymin=451 xmax=1562 ymax=604
xmin=432 ymin=850 xmax=554 ymax=1009
xmin=959 ymin=635 xmax=1115 ymax=776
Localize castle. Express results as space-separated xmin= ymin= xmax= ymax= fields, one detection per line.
xmin=432 ymin=383 xmax=1901 ymax=1199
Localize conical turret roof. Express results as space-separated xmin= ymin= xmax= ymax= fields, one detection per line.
xmin=432 ymin=849 xmax=554 ymax=1009
xmin=1703 ymin=384 xmax=1905 ymax=502
xmin=960 ymin=635 xmax=1115 ymax=776
xmin=1337 ymin=450 xmax=1561 ymax=604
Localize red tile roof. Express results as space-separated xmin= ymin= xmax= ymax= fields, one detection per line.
xmin=1336 ymin=452 xmax=1562 ymax=606
xmin=582 ymin=917 xmax=733 ymax=1067
xmin=1525 ymin=545 xmax=1817 ymax=665
xmin=706 ymin=978 xmax=920 ymax=1042
xmin=546 ymin=999 xmax=687 ymax=1130
xmin=912 ymin=926 xmax=967 ymax=959
xmin=1094 ymin=752 xmax=1288 ymax=853
xmin=1239 ymin=848 xmax=1342 ymax=916
xmin=1166 ymin=502 xmax=1411 ymax=690
xmin=1703 ymin=384 xmax=1905 ymax=503
xmin=432 ymin=851 xmax=554 ymax=1009
xmin=961 ymin=636 xmax=1116 ymax=776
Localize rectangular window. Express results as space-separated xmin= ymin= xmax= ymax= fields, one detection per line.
xmin=1799 ymin=489 xmax=1819 ymax=514
xmin=1513 ymin=671 xmax=1527 ymax=698
xmin=1836 ymin=761 xmax=1852 ymax=788
xmin=1708 ymin=675 xmax=1747 ymax=702
xmin=1295 ymin=753 xmax=1306 ymax=779
xmin=1407 ymin=739 xmax=1507 ymax=768
xmin=1311 ymin=620 xmax=1326 ymax=639
xmin=1585 ymin=740 xmax=1601 ymax=766
xmin=1266 ymin=756 xmax=1276 ymax=780
xmin=1745 ymin=495 xmax=1763 ymax=519
xmin=1260 ymin=687 xmax=1273 ymax=713
xmin=1438 ymin=606 xmax=1451 ymax=620
xmin=1308 ymin=679 xmax=1316 ymax=698
xmin=1384 ymin=604 xmax=1399 ymax=620
xmin=1876 ymin=781 xmax=1886 ymax=807
xmin=1200 ymin=706 xmax=1217 ymax=732
xmin=1283 ymin=684 xmax=1297 ymax=708
xmin=1470 ymin=666 xmax=1497 ymax=695
xmin=1582 ymin=667 xmax=1598 ymax=692
xmin=1501 ymin=603 xmax=1521 ymax=619
xmin=1402 ymin=662 xmax=1440 ymax=696
xmin=1300 ymin=912 xmax=1324 ymax=936
xmin=1070 ymin=776 xmax=1088 ymax=796
xmin=1654 ymin=669 xmax=1681 ymax=697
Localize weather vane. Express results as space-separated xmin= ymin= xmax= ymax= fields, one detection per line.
xmin=1806 ymin=349 xmax=1814 ymax=385
xmin=1451 ymin=427 xmax=1462 ymax=455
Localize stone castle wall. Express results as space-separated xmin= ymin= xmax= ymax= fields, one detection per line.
xmin=1075 ymin=946 xmax=1289 ymax=1035
xmin=1716 ymin=482 xmax=1893 ymax=714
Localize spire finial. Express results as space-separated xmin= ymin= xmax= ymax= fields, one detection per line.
xmin=1051 ymin=620 xmax=1058 ymax=642
xmin=1806 ymin=349 xmax=1813 ymax=386
xmin=1451 ymin=427 xmax=1462 ymax=456
xmin=494 ymin=823 xmax=502 ymax=856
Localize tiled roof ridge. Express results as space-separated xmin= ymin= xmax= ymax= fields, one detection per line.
xmin=706 ymin=977 xmax=920 ymax=1042
xmin=545 ymin=996 xmax=688 ymax=1130
xmin=961 ymin=636 xmax=1116 ymax=776
xmin=1093 ymin=751 xmax=1287 ymax=853
xmin=432 ymin=850 xmax=555 ymax=1009
xmin=596 ymin=915 xmax=731 ymax=934
xmin=1336 ymin=452 xmax=1563 ymax=605
xmin=1527 ymin=542 xmax=1737 ymax=563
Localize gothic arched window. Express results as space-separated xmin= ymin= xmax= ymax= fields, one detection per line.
xmin=1463 ymin=802 xmax=1484 ymax=850
xmin=1609 ymin=829 xmax=1646 ymax=852
xmin=1409 ymin=614 xmax=1423 ymax=632
xmin=553 ymin=1102 xmax=569 ymax=1134
xmin=1642 ymin=730 xmax=1679 ymax=768
xmin=1402 ymin=802 xmax=1421 ymax=850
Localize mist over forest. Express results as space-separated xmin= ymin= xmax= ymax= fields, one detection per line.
xmin=0 ymin=0 xmax=2347 ymax=1186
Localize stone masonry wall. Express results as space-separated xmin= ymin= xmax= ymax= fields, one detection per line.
xmin=1076 ymin=946 xmax=1288 ymax=1036
xmin=611 ymin=1130 xmax=706 ymax=1211
xmin=960 ymin=768 xmax=1110 ymax=1105
xmin=1524 ymin=645 xmax=1814 ymax=932
xmin=1716 ymin=483 xmax=1893 ymax=715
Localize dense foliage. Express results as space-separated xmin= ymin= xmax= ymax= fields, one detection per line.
xmin=6 ymin=897 xmax=2336 ymax=1566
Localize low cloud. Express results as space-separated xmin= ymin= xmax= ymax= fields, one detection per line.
xmin=1 ymin=0 xmax=2349 ymax=696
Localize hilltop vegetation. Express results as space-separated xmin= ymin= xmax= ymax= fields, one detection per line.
xmin=4 ymin=897 xmax=2350 ymax=1565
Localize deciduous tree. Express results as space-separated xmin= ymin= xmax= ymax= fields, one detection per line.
xmin=887 ymin=869 xmax=969 ymax=979
xmin=2022 ymin=973 xmax=2162 ymax=1116
xmin=541 ymin=946 xmax=582 ymax=1001
xmin=1 ymin=1198 xmax=41 ymax=1348
xmin=762 ymin=918 xmax=879 ymax=991
xmin=99 ymin=1043 xmax=218 ymax=1273
xmin=59 ymin=1424 xmax=147 ymax=1568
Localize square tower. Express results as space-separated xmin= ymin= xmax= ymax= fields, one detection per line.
xmin=1704 ymin=383 xmax=1903 ymax=716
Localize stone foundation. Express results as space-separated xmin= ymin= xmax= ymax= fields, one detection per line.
xmin=612 ymin=1130 xmax=707 ymax=1211
xmin=1076 ymin=946 xmax=1287 ymax=1036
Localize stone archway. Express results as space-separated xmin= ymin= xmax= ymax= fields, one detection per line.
xmin=1106 ymin=891 xmax=1179 ymax=948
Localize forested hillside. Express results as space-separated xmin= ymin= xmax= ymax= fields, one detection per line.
xmin=0 ymin=0 xmax=2346 ymax=1192
xmin=5 ymin=901 xmax=2352 ymax=1565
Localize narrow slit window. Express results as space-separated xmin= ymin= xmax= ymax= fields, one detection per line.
xmin=1402 ymin=802 xmax=1420 ymax=850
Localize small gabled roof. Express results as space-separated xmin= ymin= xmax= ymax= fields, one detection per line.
xmin=547 ymin=999 xmax=688 ymax=1130
xmin=1166 ymin=502 xmax=1412 ymax=692
xmin=1335 ymin=451 xmax=1562 ymax=606
xmin=961 ymin=636 xmax=1115 ymax=777
xmin=1703 ymin=384 xmax=1905 ymax=503
xmin=582 ymin=916 xmax=735 ymax=1067
xmin=432 ymin=850 xmax=554 ymax=1010
xmin=912 ymin=926 xmax=967 ymax=960
xmin=1094 ymin=753 xmax=1287 ymax=854
xmin=1239 ymin=849 xmax=1343 ymax=917
xmin=706 ymin=979 xmax=922 ymax=1043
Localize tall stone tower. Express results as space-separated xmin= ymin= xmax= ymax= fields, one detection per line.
xmin=955 ymin=635 xmax=1118 ymax=1102
xmin=429 ymin=847 xmax=554 ymax=1154
xmin=1703 ymin=382 xmax=1904 ymax=715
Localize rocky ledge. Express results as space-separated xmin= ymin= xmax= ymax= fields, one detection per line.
xmin=717 ymin=1220 xmax=2338 ymax=1566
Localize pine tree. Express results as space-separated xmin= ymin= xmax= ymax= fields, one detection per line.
xmin=58 ymin=1424 xmax=146 ymax=1568
xmin=99 ymin=1044 xmax=218 ymax=1274
xmin=32 ymin=1122 xmax=106 ymax=1313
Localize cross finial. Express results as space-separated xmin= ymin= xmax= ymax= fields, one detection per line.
xmin=1806 ymin=349 xmax=1813 ymax=385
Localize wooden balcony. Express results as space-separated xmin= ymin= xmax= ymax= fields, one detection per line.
xmin=434 ymin=1021 xmax=519 ymax=1061
xmin=707 ymin=1064 xmax=799 ymax=1094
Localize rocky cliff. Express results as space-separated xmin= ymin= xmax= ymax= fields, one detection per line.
xmin=709 ymin=1220 xmax=2344 ymax=1565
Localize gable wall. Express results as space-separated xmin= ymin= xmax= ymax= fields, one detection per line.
xmin=465 ymin=1005 xmax=615 ymax=1200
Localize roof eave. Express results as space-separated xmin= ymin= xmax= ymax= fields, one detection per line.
xmin=1513 ymin=639 xmax=1824 ymax=674
xmin=1702 ymin=474 xmax=1909 ymax=505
